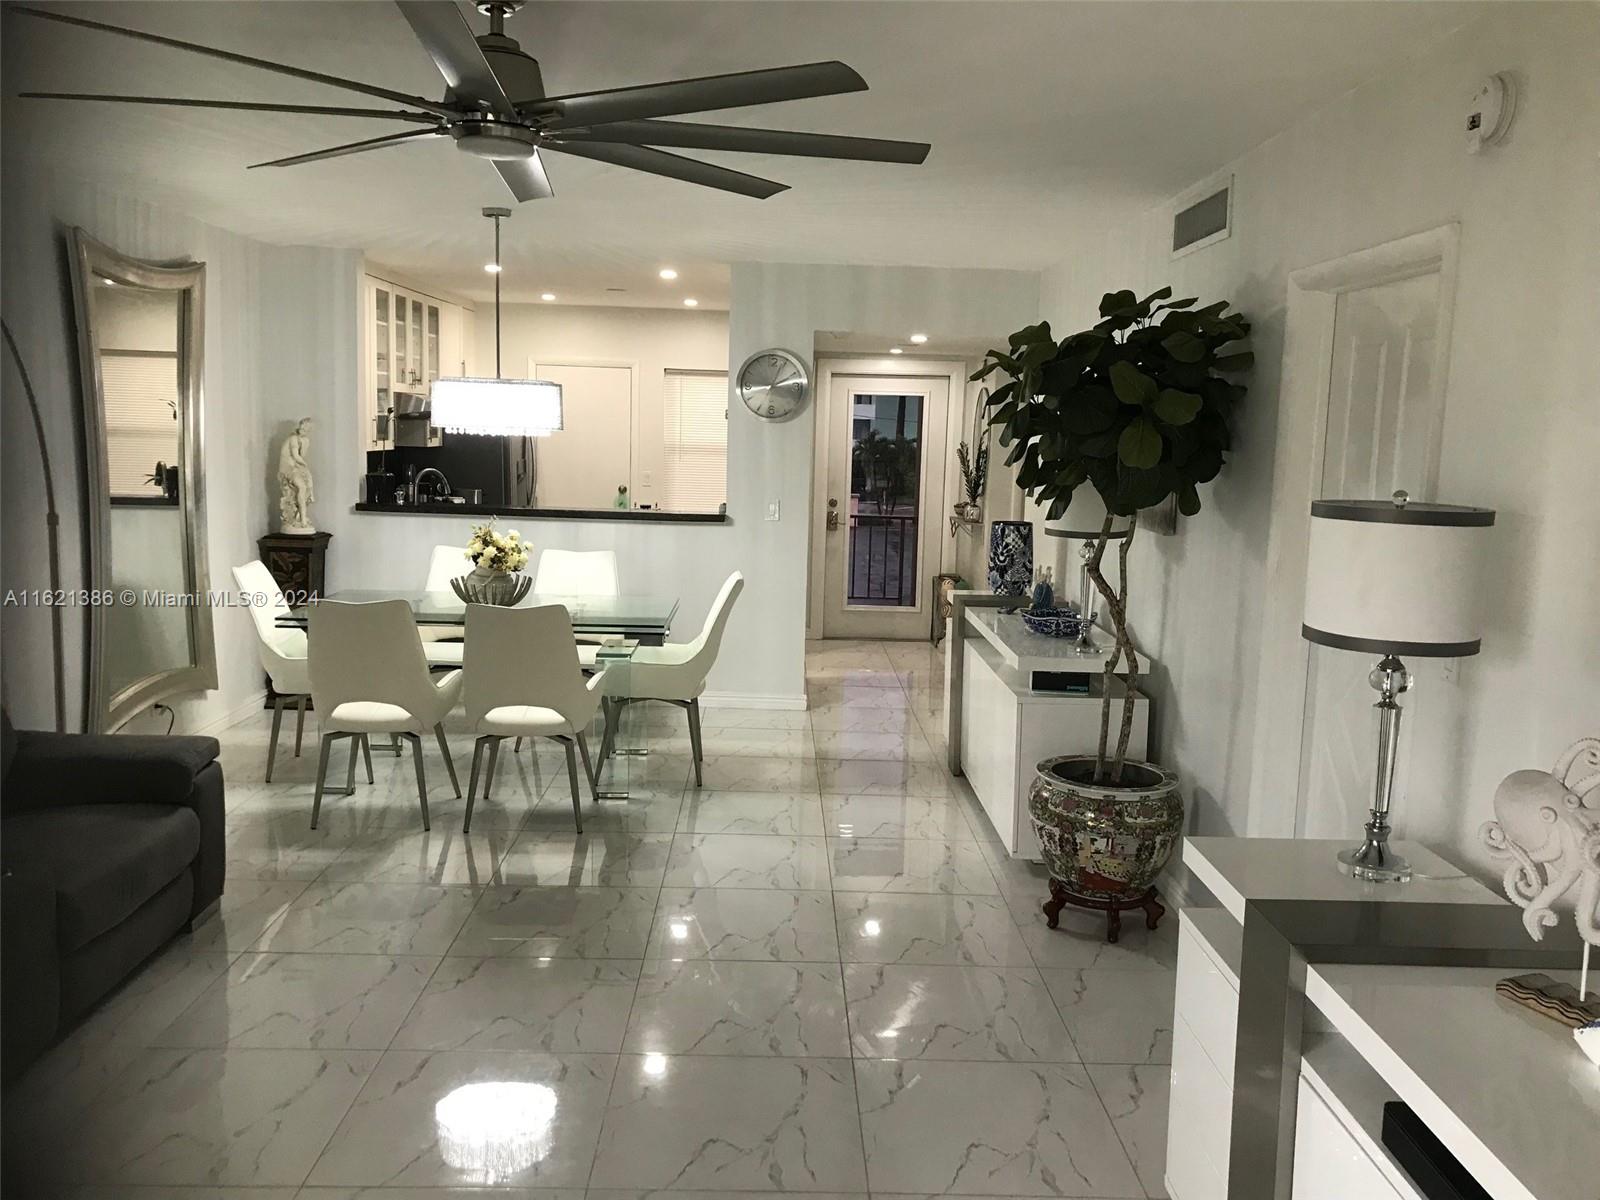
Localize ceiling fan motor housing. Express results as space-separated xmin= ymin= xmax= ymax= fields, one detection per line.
xmin=476 ymin=31 xmax=545 ymax=105
xmin=450 ymin=117 xmax=540 ymax=159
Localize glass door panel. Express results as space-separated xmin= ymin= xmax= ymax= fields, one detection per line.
xmin=427 ymin=304 xmax=440 ymax=383
xmin=392 ymin=289 xmax=407 ymax=388
xmin=409 ymin=298 xmax=423 ymax=385
xmin=374 ymin=287 xmax=390 ymax=414
xmin=845 ymin=392 xmax=923 ymax=607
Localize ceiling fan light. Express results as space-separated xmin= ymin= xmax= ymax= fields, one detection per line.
xmin=431 ymin=377 xmax=563 ymax=437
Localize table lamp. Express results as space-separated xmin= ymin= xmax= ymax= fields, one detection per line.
xmin=1300 ymin=490 xmax=1496 ymax=882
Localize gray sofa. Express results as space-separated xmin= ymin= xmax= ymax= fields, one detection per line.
xmin=1 ymin=710 xmax=226 ymax=1085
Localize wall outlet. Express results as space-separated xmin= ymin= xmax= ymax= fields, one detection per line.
xmin=766 ymin=500 xmax=781 ymax=521
xmin=641 ymin=469 xmax=653 ymax=487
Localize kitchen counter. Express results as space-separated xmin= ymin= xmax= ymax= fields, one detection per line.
xmin=353 ymin=502 xmax=730 ymax=524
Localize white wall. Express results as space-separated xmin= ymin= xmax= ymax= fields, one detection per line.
xmin=1039 ymin=3 xmax=1600 ymax=877
xmin=474 ymin=302 xmax=729 ymax=510
xmin=0 ymin=163 xmax=360 ymax=734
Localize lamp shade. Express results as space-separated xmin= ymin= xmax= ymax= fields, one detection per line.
xmin=1301 ymin=497 xmax=1495 ymax=657
xmin=1042 ymin=487 xmax=1134 ymax=540
xmin=431 ymin=377 xmax=562 ymax=437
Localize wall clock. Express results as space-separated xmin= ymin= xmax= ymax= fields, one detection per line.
xmin=736 ymin=348 xmax=811 ymax=420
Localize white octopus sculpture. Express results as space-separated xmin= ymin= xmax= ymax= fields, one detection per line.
xmin=1480 ymin=737 xmax=1600 ymax=946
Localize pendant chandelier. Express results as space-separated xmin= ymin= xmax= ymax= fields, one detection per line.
xmin=430 ymin=206 xmax=562 ymax=437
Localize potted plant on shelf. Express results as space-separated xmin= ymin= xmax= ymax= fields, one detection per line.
xmin=973 ymin=286 xmax=1252 ymax=941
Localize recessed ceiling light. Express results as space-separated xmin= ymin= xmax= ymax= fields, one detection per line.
xmin=909 ymin=332 xmax=928 ymax=344
xmin=889 ymin=347 xmax=904 ymax=355
xmin=683 ymin=297 xmax=699 ymax=307
xmin=540 ymin=292 xmax=556 ymax=302
xmin=658 ymin=267 xmax=678 ymax=280
xmin=483 ymin=262 xmax=502 ymax=274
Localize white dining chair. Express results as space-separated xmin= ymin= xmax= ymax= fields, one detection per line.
xmin=597 ymin=572 xmax=744 ymax=787
xmin=419 ymin=543 xmax=469 ymax=667
xmin=463 ymin=603 xmax=602 ymax=833
xmin=307 ymin=599 xmax=463 ymax=829
xmin=232 ymin=560 xmax=312 ymax=782
xmin=533 ymin=548 xmax=619 ymax=596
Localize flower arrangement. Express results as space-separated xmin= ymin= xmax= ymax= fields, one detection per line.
xmin=464 ymin=519 xmax=529 ymax=575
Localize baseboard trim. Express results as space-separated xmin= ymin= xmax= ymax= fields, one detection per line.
xmin=193 ymin=690 xmax=268 ymax=736
xmin=699 ymin=691 xmax=809 ymax=711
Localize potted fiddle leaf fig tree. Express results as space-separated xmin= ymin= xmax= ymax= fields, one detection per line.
xmin=972 ymin=287 xmax=1252 ymax=941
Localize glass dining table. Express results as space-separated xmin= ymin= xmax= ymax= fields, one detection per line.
xmin=278 ymin=590 xmax=676 ymax=801
xmin=277 ymin=590 xmax=679 ymax=644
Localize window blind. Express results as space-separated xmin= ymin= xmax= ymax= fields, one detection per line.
xmin=101 ymin=352 xmax=181 ymax=496
xmin=661 ymin=369 xmax=728 ymax=512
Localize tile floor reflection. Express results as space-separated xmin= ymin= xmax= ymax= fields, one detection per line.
xmin=3 ymin=638 xmax=1177 ymax=1198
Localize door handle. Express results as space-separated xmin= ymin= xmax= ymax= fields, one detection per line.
xmin=826 ymin=498 xmax=840 ymax=531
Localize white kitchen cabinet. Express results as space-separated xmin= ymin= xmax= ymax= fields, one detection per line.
xmin=360 ymin=274 xmax=472 ymax=451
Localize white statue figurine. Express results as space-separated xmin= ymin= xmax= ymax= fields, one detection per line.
xmin=277 ymin=417 xmax=316 ymax=534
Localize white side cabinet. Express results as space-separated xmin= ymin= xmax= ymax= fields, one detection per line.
xmin=958 ymin=627 xmax=1148 ymax=859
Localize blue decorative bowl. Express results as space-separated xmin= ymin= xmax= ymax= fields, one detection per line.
xmin=1021 ymin=606 xmax=1086 ymax=639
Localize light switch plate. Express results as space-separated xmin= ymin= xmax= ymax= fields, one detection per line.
xmin=766 ymin=501 xmax=781 ymax=521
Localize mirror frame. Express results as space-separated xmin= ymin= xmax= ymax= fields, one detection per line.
xmin=70 ymin=228 xmax=217 ymax=732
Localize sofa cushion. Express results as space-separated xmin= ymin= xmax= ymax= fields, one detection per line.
xmin=1 ymin=805 xmax=201 ymax=952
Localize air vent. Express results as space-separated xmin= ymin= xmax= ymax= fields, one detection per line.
xmin=1171 ymin=177 xmax=1232 ymax=257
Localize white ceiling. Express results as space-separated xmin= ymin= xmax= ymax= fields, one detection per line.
xmin=3 ymin=1 xmax=1483 ymax=309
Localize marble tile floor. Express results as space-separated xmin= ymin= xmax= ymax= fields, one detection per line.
xmin=2 ymin=638 xmax=1175 ymax=1199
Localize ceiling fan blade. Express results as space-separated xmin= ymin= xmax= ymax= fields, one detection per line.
xmin=534 ymin=61 xmax=867 ymax=130
xmin=8 ymin=4 xmax=461 ymax=119
xmin=559 ymin=118 xmax=930 ymax=164
xmin=17 ymin=92 xmax=440 ymax=123
xmin=494 ymin=152 xmax=554 ymax=202
xmin=542 ymin=140 xmax=786 ymax=199
xmin=247 ymin=127 xmax=444 ymax=169
xmin=393 ymin=0 xmax=514 ymax=117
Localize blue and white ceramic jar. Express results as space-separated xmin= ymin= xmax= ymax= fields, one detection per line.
xmin=987 ymin=520 xmax=1033 ymax=609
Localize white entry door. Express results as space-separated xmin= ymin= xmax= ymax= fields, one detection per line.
xmin=1295 ymin=270 xmax=1444 ymax=837
xmin=819 ymin=374 xmax=949 ymax=639
xmin=531 ymin=361 xmax=633 ymax=509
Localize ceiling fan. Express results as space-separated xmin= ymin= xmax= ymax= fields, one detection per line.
xmin=11 ymin=0 xmax=931 ymax=202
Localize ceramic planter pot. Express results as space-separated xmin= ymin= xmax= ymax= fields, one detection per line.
xmin=1028 ymin=754 xmax=1183 ymax=940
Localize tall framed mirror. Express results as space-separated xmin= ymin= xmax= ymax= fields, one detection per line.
xmin=70 ymin=229 xmax=216 ymax=732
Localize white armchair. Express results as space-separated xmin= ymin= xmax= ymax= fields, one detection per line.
xmin=419 ymin=543 xmax=470 ymax=667
xmin=533 ymin=548 xmax=619 ymax=596
xmin=463 ymin=603 xmax=602 ymax=833
xmin=598 ymin=572 xmax=744 ymax=787
xmin=307 ymin=599 xmax=463 ymax=829
xmin=232 ymin=560 xmax=311 ymax=782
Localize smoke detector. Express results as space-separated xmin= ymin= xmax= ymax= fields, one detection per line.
xmin=1466 ymin=73 xmax=1517 ymax=154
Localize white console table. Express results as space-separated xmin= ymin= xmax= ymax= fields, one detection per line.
xmin=945 ymin=600 xmax=1149 ymax=858
xmin=1170 ymin=837 xmax=1599 ymax=1200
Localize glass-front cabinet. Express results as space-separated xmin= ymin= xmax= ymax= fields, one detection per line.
xmin=361 ymin=274 xmax=471 ymax=450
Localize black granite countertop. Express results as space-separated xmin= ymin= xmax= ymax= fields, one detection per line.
xmin=353 ymin=502 xmax=730 ymax=524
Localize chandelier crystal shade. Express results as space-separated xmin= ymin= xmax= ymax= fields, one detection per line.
xmin=432 ymin=377 xmax=562 ymax=437
xmin=430 ymin=205 xmax=563 ymax=437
